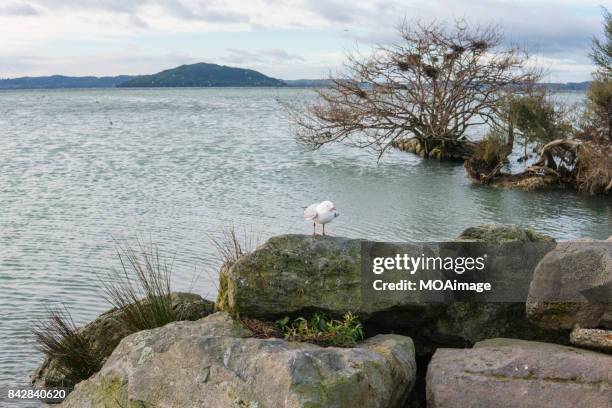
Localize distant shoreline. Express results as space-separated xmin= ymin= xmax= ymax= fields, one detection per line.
xmin=0 ymin=62 xmax=591 ymax=91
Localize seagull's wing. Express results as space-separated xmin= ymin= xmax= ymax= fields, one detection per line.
xmin=303 ymin=203 xmax=318 ymax=221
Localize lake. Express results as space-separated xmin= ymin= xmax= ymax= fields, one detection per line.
xmin=0 ymin=88 xmax=610 ymax=399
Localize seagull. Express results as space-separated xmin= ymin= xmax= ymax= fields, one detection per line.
xmin=303 ymin=200 xmax=340 ymax=237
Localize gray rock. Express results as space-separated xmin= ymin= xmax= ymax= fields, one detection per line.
xmin=58 ymin=312 xmax=417 ymax=408
xmin=32 ymin=292 xmax=214 ymax=389
xmin=427 ymin=338 xmax=612 ymax=408
xmin=527 ymin=241 xmax=612 ymax=330
xmin=570 ymin=327 xmax=612 ymax=353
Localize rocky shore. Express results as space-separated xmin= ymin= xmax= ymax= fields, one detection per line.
xmin=37 ymin=225 xmax=611 ymax=407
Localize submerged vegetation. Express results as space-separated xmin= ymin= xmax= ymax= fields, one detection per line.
xmin=290 ymin=19 xmax=539 ymax=161
xmin=292 ymin=14 xmax=611 ymax=195
xmin=467 ymin=8 xmax=611 ymax=194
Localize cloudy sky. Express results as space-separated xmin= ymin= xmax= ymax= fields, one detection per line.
xmin=0 ymin=0 xmax=606 ymax=82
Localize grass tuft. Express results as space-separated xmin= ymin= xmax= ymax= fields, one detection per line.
xmin=210 ymin=226 xmax=259 ymax=267
xmin=100 ymin=238 xmax=177 ymax=332
xmin=31 ymin=306 xmax=103 ymax=385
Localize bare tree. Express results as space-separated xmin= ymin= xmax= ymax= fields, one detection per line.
xmin=290 ymin=19 xmax=540 ymax=160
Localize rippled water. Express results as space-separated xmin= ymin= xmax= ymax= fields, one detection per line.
xmin=0 ymin=88 xmax=610 ymax=398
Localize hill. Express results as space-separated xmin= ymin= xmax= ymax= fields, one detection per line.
xmin=0 ymin=75 xmax=133 ymax=89
xmin=542 ymin=81 xmax=590 ymax=92
xmin=118 ymin=63 xmax=285 ymax=88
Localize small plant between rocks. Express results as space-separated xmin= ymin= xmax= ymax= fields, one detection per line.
xmin=275 ymin=312 xmax=364 ymax=347
xmin=239 ymin=312 xmax=364 ymax=347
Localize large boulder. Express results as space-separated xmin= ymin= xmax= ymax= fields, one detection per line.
xmin=58 ymin=312 xmax=417 ymax=408
xmin=217 ymin=234 xmax=364 ymax=319
xmin=218 ymin=227 xmax=565 ymax=352
xmin=425 ymin=225 xmax=562 ymax=352
xmin=456 ymin=224 xmax=555 ymax=243
xmin=32 ymin=292 xmax=214 ymax=388
xmin=427 ymin=338 xmax=612 ymax=408
xmin=527 ymin=241 xmax=612 ymax=330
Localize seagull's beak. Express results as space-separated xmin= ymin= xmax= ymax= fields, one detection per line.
xmin=331 ymin=207 xmax=337 ymax=212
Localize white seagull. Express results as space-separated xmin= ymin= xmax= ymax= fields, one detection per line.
xmin=303 ymin=200 xmax=340 ymax=237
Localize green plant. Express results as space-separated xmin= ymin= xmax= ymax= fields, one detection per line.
xmin=31 ymin=306 xmax=103 ymax=385
xmin=474 ymin=131 xmax=507 ymax=167
xmin=275 ymin=312 xmax=364 ymax=347
xmin=100 ymin=238 xmax=177 ymax=332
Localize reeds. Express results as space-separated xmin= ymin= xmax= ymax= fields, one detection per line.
xmin=31 ymin=306 xmax=103 ymax=384
xmin=210 ymin=226 xmax=258 ymax=267
xmin=100 ymin=238 xmax=177 ymax=332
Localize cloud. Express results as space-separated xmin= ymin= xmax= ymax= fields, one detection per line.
xmin=222 ymin=48 xmax=305 ymax=64
xmin=0 ymin=0 xmax=603 ymax=81
xmin=0 ymin=2 xmax=39 ymax=16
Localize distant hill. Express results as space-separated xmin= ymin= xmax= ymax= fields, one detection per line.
xmin=0 ymin=67 xmax=591 ymax=91
xmin=118 ymin=63 xmax=285 ymax=88
xmin=283 ymin=79 xmax=334 ymax=87
xmin=0 ymin=75 xmax=133 ymax=90
xmin=542 ymin=81 xmax=590 ymax=92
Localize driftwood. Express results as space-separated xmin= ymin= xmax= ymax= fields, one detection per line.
xmin=466 ymin=138 xmax=611 ymax=194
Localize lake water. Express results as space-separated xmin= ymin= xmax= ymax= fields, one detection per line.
xmin=0 ymin=88 xmax=610 ymax=398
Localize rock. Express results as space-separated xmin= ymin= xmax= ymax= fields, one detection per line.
xmin=59 ymin=312 xmax=417 ymax=408
xmin=526 ymin=241 xmax=612 ymax=330
xmin=457 ymin=224 xmax=555 ymax=243
xmin=217 ymin=234 xmax=364 ymax=319
xmin=570 ymin=327 xmax=612 ymax=353
xmin=32 ymin=292 xmax=214 ymax=389
xmin=218 ymin=227 xmax=565 ymax=353
xmin=424 ymin=226 xmax=564 ymax=353
xmin=427 ymin=338 xmax=612 ymax=408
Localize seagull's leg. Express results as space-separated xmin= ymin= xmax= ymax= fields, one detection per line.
xmin=312 ymin=223 xmax=316 ymax=238
xmin=322 ymin=224 xmax=326 ymax=236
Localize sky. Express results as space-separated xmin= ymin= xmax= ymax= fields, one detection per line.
xmin=0 ymin=0 xmax=607 ymax=82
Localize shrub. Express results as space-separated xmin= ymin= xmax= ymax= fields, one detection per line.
xmin=474 ymin=131 xmax=507 ymax=167
xmin=576 ymin=142 xmax=612 ymax=194
xmin=275 ymin=312 xmax=364 ymax=347
xmin=583 ymin=79 xmax=612 ymax=142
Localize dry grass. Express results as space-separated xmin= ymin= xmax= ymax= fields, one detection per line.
xmin=210 ymin=226 xmax=259 ymax=267
xmin=238 ymin=316 xmax=280 ymax=339
xmin=576 ymin=142 xmax=612 ymax=194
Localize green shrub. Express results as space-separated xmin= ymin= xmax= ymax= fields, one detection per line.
xmin=474 ymin=131 xmax=507 ymax=167
xmin=275 ymin=312 xmax=364 ymax=347
xmin=584 ymin=79 xmax=612 ymax=141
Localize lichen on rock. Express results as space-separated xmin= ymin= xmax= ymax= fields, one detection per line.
xmin=58 ymin=312 xmax=417 ymax=408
